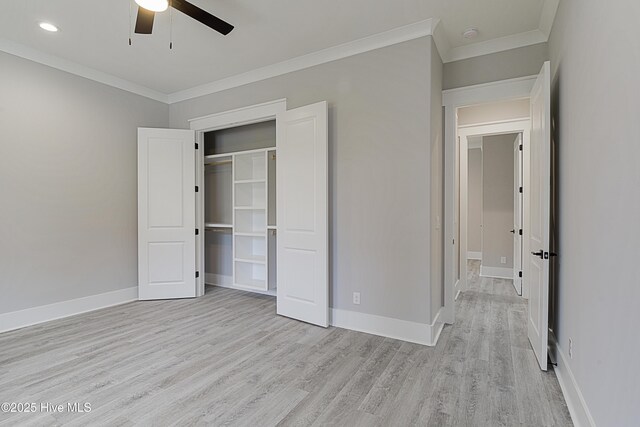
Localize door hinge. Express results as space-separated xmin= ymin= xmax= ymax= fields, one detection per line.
xmin=519 ymin=229 xmax=523 ymax=236
xmin=195 ymin=271 xmax=200 ymax=278
xmin=195 ymin=142 xmax=199 ymax=149
xmin=519 ymin=271 xmax=523 ymax=278
xmin=195 ymin=229 xmax=199 ymax=235
xmin=519 ymin=186 xmax=523 ymax=193
xmin=195 ymin=185 xmax=199 ymax=192
xmin=519 ymin=144 xmax=523 ymax=151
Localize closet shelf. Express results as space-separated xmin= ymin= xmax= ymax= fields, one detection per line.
xmin=234 ymin=206 xmax=266 ymax=210
xmin=204 ymin=153 xmax=233 ymax=161
xmin=235 ymin=179 xmax=266 ymax=184
xmin=235 ymin=257 xmax=266 ymax=265
xmin=235 ymin=232 xmax=264 ymax=237
xmin=205 ymin=223 xmax=232 ymax=228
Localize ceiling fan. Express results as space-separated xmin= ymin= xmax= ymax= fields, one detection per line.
xmin=133 ymin=0 xmax=234 ymax=36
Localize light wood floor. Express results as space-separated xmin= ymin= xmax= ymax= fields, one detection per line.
xmin=0 ymin=263 xmax=572 ymax=426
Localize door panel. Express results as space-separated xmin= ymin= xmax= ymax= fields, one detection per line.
xmin=276 ymin=102 xmax=328 ymax=327
xmin=527 ymin=62 xmax=551 ymax=370
xmin=138 ymin=128 xmax=196 ymax=300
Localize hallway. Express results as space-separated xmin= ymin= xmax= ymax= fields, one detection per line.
xmin=450 ymin=260 xmax=572 ymax=425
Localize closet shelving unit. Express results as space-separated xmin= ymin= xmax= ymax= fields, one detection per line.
xmin=204 ymin=145 xmax=277 ymax=295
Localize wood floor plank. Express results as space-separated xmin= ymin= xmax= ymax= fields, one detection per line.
xmin=0 ymin=276 xmax=572 ymax=426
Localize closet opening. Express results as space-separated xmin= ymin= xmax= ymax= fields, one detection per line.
xmin=200 ymin=120 xmax=278 ymax=297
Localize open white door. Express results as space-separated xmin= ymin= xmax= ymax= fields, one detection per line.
xmin=526 ymin=62 xmax=551 ymax=370
xmin=276 ymin=102 xmax=328 ymax=327
xmin=138 ymin=128 xmax=196 ymax=300
xmin=513 ymin=134 xmax=523 ymax=295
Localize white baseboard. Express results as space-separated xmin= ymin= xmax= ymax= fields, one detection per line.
xmin=467 ymin=251 xmax=482 ymax=260
xmin=550 ymin=333 xmax=596 ymax=427
xmin=0 ymin=287 xmax=138 ymax=333
xmin=330 ymin=307 xmax=444 ymax=347
xmin=480 ymin=265 xmax=513 ymax=279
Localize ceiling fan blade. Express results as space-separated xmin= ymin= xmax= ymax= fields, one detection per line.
xmin=134 ymin=7 xmax=155 ymax=34
xmin=171 ymin=0 xmax=234 ymax=35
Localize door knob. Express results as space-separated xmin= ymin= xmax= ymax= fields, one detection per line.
xmin=510 ymin=229 xmax=516 ymax=234
xmin=531 ymin=250 xmax=544 ymax=259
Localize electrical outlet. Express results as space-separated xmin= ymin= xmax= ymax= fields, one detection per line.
xmin=501 ymin=257 xmax=507 ymax=264
xmin=353 ymin=292 xmax=361 ymax=305
xmin=569 ymin=338 xmax=573 ymax=359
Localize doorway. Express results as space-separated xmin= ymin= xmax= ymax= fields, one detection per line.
xmin=442 ymin=63 xmax=553 ymax=371
xmin=460 ymin=126 xmax=526 ymax=298
xmin=456 ymin=103 xmax=530 ymax=301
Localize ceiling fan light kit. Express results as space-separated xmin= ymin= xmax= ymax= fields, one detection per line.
xmin=133 ymin=0 xmax=234 ymax=36
xmin=135 ymin=0 xmax=169 ymax=13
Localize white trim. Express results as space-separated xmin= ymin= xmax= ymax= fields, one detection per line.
xmin=467 ymin=137 xmax=483 ymax=149
xmin=550 ymin=333 xmax=597 ymax=427
xmin=445 ymin=30 xmax=546 ymax=63
xmin=443 ymin=78 xmax=535 ymax=325
xmin=169 ymin=19 xmax=435 ymax=103
xmin=539 ymin=0 xmax=561 ymax=38
xmin=458 ymin=120 xmax=530 ymax=296
xmin=479 ymin=265 xmax=513 ymax=280
xmin=443 ymin=75 xmax=537 ymax=107
xmin=330 ymin=307 xmax=444 ymax=347
xmin=431 ymin=18 xmax=451 ymax=64
xmin=458 ymin=116 xmax=531 ymax=129
xmin=192 ymin=99 xmax=285 ymax=298
xmin=467 ymin=251 xmax=482 ymax=260
xmin=189 ymin=99 xmax=287 ymax=131
xmin=0 ymin=287 xmax=138 ymax=333
xmin=0 ymin=38 xmax=168 ymax=103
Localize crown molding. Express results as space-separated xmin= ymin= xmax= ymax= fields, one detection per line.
xmin=440 ymin=0 xmax=559 ymax=64
xmin=443 ymin=29 xmax=547 ymax=63
xmin=167 ymin=18 xmax=435 ymax=104
xmin=539 ymin=0 xmax=560 ymax=38
xmin=1 ymin=0 xmax=561 ymax=105
xmin=431 ymin=18 xmax=451 ymax=63
xmin=0 ymin=38 xmax=168 ymax=103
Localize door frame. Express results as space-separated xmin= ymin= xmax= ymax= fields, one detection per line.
xmin=442 ymin=76 xmax=536 ymax=324
xmin=458 ymin=122 xmax=529 ymax=295
xmin=188 ymin=99 xmax=287 ymax=297
xmin=513 ymin=134 xmax=524 ymax=295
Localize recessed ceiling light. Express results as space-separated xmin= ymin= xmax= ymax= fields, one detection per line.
xmin=463 ymin=28 xmax=479 ymax=39
xmin=135 ymin=0 xmax=169 ymax=12
xmin=39 ymin=22 xmax=59 ymax=32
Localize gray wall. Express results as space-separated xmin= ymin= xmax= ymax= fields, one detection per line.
xmin=429 ymin=38 xmax=444 ymax=321
xmin=443 ymin=43 xmax=549 ymax=90
xmin=467 ymin=148 xmax=483 ymax=253
xmin=170 ymin=37 xmax=437 ymax=324
xmin=481 ymin=134 xmax=515 ymax=269
xmin=548 ymin=0 xmax=640 ymax=425
xmin=0 ymin=52 xmax=169 ymax=314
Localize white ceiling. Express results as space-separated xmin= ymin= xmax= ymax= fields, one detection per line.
xmin=0 ymin=0 xmax=558 ymax=99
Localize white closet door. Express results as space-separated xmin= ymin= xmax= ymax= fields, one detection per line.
xmin=276 ymin=101 xmax=328 ymax=327
xmin=138 ymin=128 xmax=196 ymax=300
xmin=527 ymin=62 xmax=551 ymax=370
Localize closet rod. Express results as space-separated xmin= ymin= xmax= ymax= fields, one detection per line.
xmin=205 ymin=160 xmax=232 ymax=166
xmin=204 ymin=228 xmax=232 ymax=232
